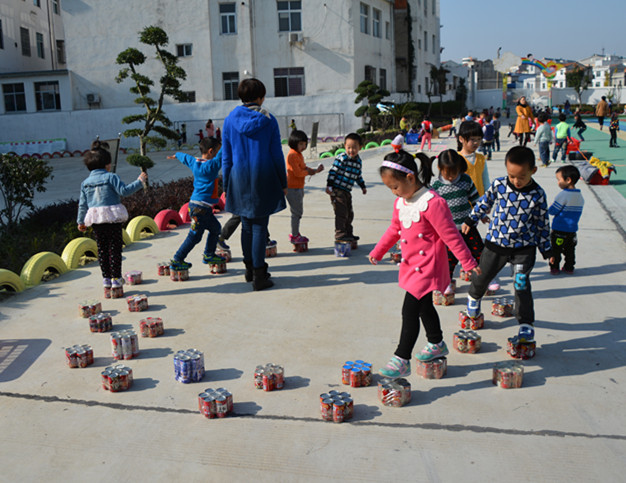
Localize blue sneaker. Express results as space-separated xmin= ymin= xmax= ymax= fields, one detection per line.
xmin=467 ymin=295 xmax=481 ymax=318
xmin=216 ymin=239 xmax=230 ymax=251
xmin=170 ymin=259 xmax=192 ymax=270
xmin=379 ymin=356 xmax=411 ymax=378
xmin=202 ymin=254 xmax=226 ymax=264
xmin=416 ymin=341 xmax=449 ymax=361
xmin=517 ymin=324 xmax=535 ymax=343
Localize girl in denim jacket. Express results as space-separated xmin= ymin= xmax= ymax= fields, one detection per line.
xmin=77 ymin=141 xmax=147 ymax=289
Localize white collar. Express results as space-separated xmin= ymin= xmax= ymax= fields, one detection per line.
xmin=396 ymin=187 xmax=434 ymax=228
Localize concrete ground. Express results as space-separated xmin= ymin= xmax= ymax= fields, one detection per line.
xmin=1 ymin=133 xmax=625 ymax=482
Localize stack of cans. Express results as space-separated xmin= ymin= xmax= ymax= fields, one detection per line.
xmin=319 ymin=390 xmax=354 ymax=423
xmin=209 ymin=261 xmax=227 ymax=274
xmin=254 ymin=363 xmax=285 ymax=391
xmin=198 ymin=388 xmax=233 ymax=418
xmin=378 ymin=377 xmax=411 ymax=407
xmin=507 ymin=338 xmax=536 ymax=360
xmin=139 ymin=317 xmax=164 ymax=338
xmin=101 ymin=364 xmax=134 ymax=392
xmin=105 ymin=286 xmax=124 ymax=299
xmin=110 ymin=330 xmax=140 ymax=360
xmin=491 ymin=298 xmax=514 ymax=317
xmin=170 ymin=269 xmax=189 ymax=281
xmin=126 ymin=294 xmax=149 ymax=312
xmin=215 ymin=248 xmax=232 ymax=263
xmin=492 ymin=361 xmax=524 ymax=388
xmin=458 ymin=310 xmax=485 ymax=330
xmin=416 ymin=357 xmax=447 ymax=379
xmin=341 ymin=360 xmax=372 ymax=387
xmin=88 ymin=313 xmax=113 ymax=333
xmin=78 ymin=300 xmax=102 ymax=318
xmin=292 ymin=241 xmax=308 ymax=253
xmin=459 ymin=270 xmax=472 ymax=282
xmin=453 ymin=330 xmax=482 ymax=353
xmin=157 ymin=262 xmax=171 ymax=276
xmin=334 ymin=241 xmax=351 ymax=258
xmin=266 ymin=243 xmax=278 ymax=258
xmin=65 ymin=344 xmax=94 ymax=368
xmin=123 ymin=270 xmax=143 ymax=285
xmin=174 ymin=349 xmax=205 ymax=383
xmin=432 ymin=290 xmax=455 ymax=306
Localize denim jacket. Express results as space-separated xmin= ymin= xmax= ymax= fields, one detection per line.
xmin=77 ymin=169 xmax=143 ymax=224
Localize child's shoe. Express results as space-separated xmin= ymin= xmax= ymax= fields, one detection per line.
xmin=111 ymin=277 xmax=124 ymax=288
xmin=289 ymin=234 xmax=309 ymax=244
xmin=550 ymin=267 xmax=560 ymax=275
xmin=487 ymin=282 xmax=500 ymax=292
xmin=170 ymin=259 xmax=192 ymax=270
xmin=267 ymin=239 xmax=277 ymax=247
xmin=216 ymin=239 xmax=230 ymax=251
xmin=379 ymin=355 xmax=411 ymax=378
xmin=351 ymin=235 xmax=360 ymax=241
xmin=517 ymin=324 xmax=535 ymax=343
xmin=562 ymin=267 xmax=574 ymax=274
xmin=416 ymin=341 xmax=449 ymax=362
xmin=203 ymin=254 xmax=226 ymax=265
xmin=103 ymin=278 xmax=112 ymax=288
xmin=466 ymin=295 xmax=481 ymax=318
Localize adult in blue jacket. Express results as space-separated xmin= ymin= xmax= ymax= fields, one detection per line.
xmin=222 ymin=78 xmax=287 ymax=291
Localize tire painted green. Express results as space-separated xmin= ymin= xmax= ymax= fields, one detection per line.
xmin=381 ymin=139 xmax=392 ymax=146
xmin=320 ymin=152 xmax=333 ymax=158
xmin=126 ymin=216 xmax=160 ymax=242
xmin=62 ymin=237 xmax=98 ymax=270
xmin=364 ymin=142 xmax=380 ymax=150
xmin=334 ymin=148 xmax=346 ymax=156
xmin=20 ymin=252 xmax=68 ymax=287
xmin=0 ymin=269 xmax=25 ymax=292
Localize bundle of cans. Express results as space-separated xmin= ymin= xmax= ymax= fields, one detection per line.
xmin=389 ymin=251 xmax=401 ymax=264
xmin=378 ymin=377 xmax=411 ymax=407
xmin=416 ymin=357 xmax=447 ymax=379
xmin=433 ymin=290 xmax=454 ymax=306
xmin=266 ymin=242 xmax=278 ymax=258
xmin=127 ymin=294 xmax=149 ymax=312
xmin=334 ymin=241 xmax=351 ymax=258
xmin=157 ymin=262 xmax=171 ymax=276
xmin=458 ymin=310 xmax=485 ymax=330
xmin=110 ymin=330 xmax=140 ymax=360
xmin=123 ymin=270 xmax=143 ymax=285
xmin=170 ymin=268 xmax=189 ymax=281
xmin=78 ymin=299 xmax=102 ymax=318
xmin=88 ymin=313 xmax=113 ymax=333
xmin=341 ymin=360 xmax=372 ymax=387
xmin=292 ymin=241 xmax=308 ymax=253
xmin=453 ymin=330 xmax=482 ymax=353
xmin=101 ymin=364 xmax=134 ymax=392
xmin=459 ymin=270 xmax=472 ymax=282
xmin=174 ymin=349 xmax=205 ymax=383
xmin=507 ymin=338 xmax=536 ymax=360
xmin=65 ymin=344 xmax=94 ymax=368
xmin=209 ymin=261 xmax=227 ymax=274
xmin=491 ymin=298 xmax=514 ymax=317
xmin=198 ymin=388 xmax=233 ymax=418
xmin=139 ymin=317 xmax=164 ymax=338
xmin=215 ymin=248 xmax=232 ymax=262
xmin=492 ymin=361 xmax=524 ymax=388
xmin=104 ymin=286 xmax=124 ymax=299
xmin=319 ymin=390 xmax=354 ymax=423
xmin=254 ymin=363 xmax=285 ymax=391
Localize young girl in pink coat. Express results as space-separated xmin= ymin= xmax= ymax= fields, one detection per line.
xmin=369 ymin=150 xmax=481 ymax=378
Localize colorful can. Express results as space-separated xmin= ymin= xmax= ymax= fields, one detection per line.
xmin=209 ymin=262 xmax=227 ymax=274
xmin=349 ymin=367 xmax=361 ymax=388
xmin=101 ymin=370 xmax=112 ymax=390
xmin=320 ymin=398 xmax=333 ymax=421
xmin=292 ymin=241 xmax=308 ymax=253
xmin=121 ymin=335 xmax=133 ymax=360
xmin=157 ymin=262 xmax=170 ymax=276
xmin=174 ymin=354 xmax=192 ymax=383
xmin=110 ymin=333 xmax=122 ymax=360
xmin=332 ymin=400 xmax=345 ymax=423
xmin=334 ymin=241 xmax=351 ymax=257
xmin=341 ymin=364 xmax=352 ymax=385
xmin=342 ymin=396 xmax=354 ymax=419
xmin=273 ymin=366 xmax=284 ymax=389
xmin=262 ymin=370 xmax=275 ymax=391
xmin=65 ymin=348 xmax=78 ymax=368
xmin=129 ymin=331 xmax=139 ymax=357
xmin=82 ymin=344 xmax=94 ymax=365
xmin=215 ymin=395 xmax=229 ymax=418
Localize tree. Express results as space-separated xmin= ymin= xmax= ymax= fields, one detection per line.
xmin=354 ymin=80 xmax=390 ymax=131
xmin=456 ymin=78 xmax=468 ymax=110
xmin=116 ymin=26 xmax=187 ymax=177
xmin=430 ymin=65 xmax=450 ymax=115
xmin=566 ymin=67 xmax=592 ymax=109
xmin=386 ymin=102 xmax=422 ymax=129
xmin=0 ymin=154 xmax=54 ymax=228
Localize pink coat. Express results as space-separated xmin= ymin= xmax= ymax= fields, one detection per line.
xmin=369 ymin=187 xmax=478 ymax=300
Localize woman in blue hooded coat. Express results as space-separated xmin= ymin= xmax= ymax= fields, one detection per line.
xmin=222 ymin=78 xmax=287 ymax=291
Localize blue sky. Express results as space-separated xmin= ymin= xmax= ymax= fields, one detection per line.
xmin=440 ymin=0 xmax=626 ymax=63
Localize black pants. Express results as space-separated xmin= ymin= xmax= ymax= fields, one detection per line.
xmin=330 ymin=188 xmax=354 ymax=239
xmin=518 ymin=132 xmax=531 ymax=146
xmin=610 ymin=129 xmax=618 ymax=146
xmin=468 ymin=246 xmax=536 ymax=324
xmin=220 ymin=214 xmax=241 ymax=240
xmin=92 ymin=223 xmax=123 ymax=279
xmin=494 ymin=132 xmax=501 ymax=151
xmin=550 ymin=231 xmax=577 ymax=271
xmin=395 ymin=291 xmax=442 ymax=360
xmin=448 ymin=226 xmax=484 ymax=279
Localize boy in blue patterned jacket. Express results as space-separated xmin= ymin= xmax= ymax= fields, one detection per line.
xmin=462 ymin=146 xmax=552 ymax=344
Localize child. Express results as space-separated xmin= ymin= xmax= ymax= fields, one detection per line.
xmin=431 ymin=150 xmax=484 ymax=295
xmin=548 ymin=165 xmax=584 ymax=275
xmin=609 ymin=112 xmax=620 ymax=147
xmin=167 ymin=137 xmax=224 ymax=269
xmin=481 ymin=115 xmax=495 ymax=160
xmin=551 ymin=113 xmax=571 ymax=163
xmin=534 ymin=112 xmax=553 ymax=167
xmin=369 ymin=150 xmax=480 ymax=378
xmin=77 ymin=141 xmax=147 ymax=289
xmin=419 ymin=116 xmax=433 ymax=151
xmin=492 ymin=112 xmax=502 ymax=151
xmin=286 ymin=130 xmax=324 ymax=243
xmin=449 ymin=115 xmax=460 ymax=137
xmin=458 ymin=121 xmax=490 ymax=196
xmin=463 ymin=146 xmax=552 ymax=345
xmin=326 ymin=133 xmax=367 ymax=242
xmin=573 ymin=111 xmax=586 ymax=141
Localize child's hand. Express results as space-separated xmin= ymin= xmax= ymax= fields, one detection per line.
xmin=471 ymin=266 xmax=482 ymax=276
xmin=166 ymin=155 xmax=176 ymax=159
xmin=368 ymin=256 xmax=378 ymax=265
xmin=461 ymin=223 xmax=471 ymax=234
xmin=77 ymin=223 xmax=87 ymax=232
xmin=138 ymin=172 xmax=148 ymax=183
xmin=316 ymin=164 xmax=324 ymax=173
xmin=362 ymin=187 xmax=367 ymax=195
xmin=480 ymin=216 xmax=490 ymax=224
xmin=325 ymin=186 xmax=333 ymax=195
xmin=549 ymin=256 xmax=555 ymax=265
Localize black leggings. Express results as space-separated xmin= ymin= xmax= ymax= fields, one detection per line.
xmin=92 ymin=223 xmax=123 ymax=279
xmin=518 ymin=132 xmax=531 ymax=146
xmin=395 ymin=291 xmax=442 ymax=360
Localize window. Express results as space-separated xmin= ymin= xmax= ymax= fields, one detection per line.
xmin=372 ymin=9 xmax=381 ymax=38
xmin=223 ymin=72 xmax=239 ymax=100
xmin=424 ymin=31 xmax=427 ymax=52
xmin=20 ymin=27 xmax=30 ymax=57
xmin=0 ymin=19 xmax=4 ymax=49
xmin=424 ymin=0 xmax=427 ymax=15
xmin=364 ymin=65 xmax=376 ymax=83
xmin=34 ymin=0 xmax=41 ymax=7
xmin=36 ymin=32 xmax=44 ymax=59
xmin=53 ymin=0 xmax=60 ymax=14
xmin=379 ymin=68 xmax=387 ymax=91
xmin=418 ymin=39 xmax=421 ymax=50
xmin=432 ymin=34 xmax=435 ymax=54
xmin=425 ymin=77 xmax=429 ymax=93
xmin=385 ymin=21 xmax=390 ymax=40
xmin=3 ymin=83 xmax=27 ymax=113
xmin=56 ymin=39 xmax=65 ymax=63
xmin=176 ymin=44 xmax=192 ymax=57
xmin=360 ymin=3 xmax=369 ymax=34
xmin=35 ymin=81 xmax=61 ymax=111
xmin=432 ymin=0 xmax=436 ymax=15
xmin=220 ymin=3 xmax=236 ymax=34
xmin=418 ymin=84 xmax=421 ymax=94
xmin=179 ymin=91 xmax=196 ymax=103
xmin=277 ymin=1 xmax=301 ymax=32
xmin=274 ymin=67 xmax=304 ymax=97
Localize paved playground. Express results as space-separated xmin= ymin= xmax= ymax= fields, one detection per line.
xmin=1 ymin=132 xmax=625 ymax=482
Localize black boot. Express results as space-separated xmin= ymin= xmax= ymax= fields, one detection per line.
xmin=244 ymin=261 xmax=253 ymax=282
xmin=253 ymin=265 xmax=274 ymax=291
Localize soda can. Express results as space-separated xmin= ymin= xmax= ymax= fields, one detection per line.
xmin=349 ymin=367 xmax=361 ymax=388
xmin=108 ymin=371 xmax=121 ymax=392
xmin=334 ymin=241 xmax=351 ymax=257
xmin=189 ymin=353 xmax=203 ymax=382
xmin=82 ymin=344 xmax=94 ymax=365
xmin=174 ymin=354 xmax=191 ymax=383
xmin=101 ymin=370 xmax=112 ymax=390
xmin=341 ymin=364 xmax=352 ymax=385
xmin=65 ymin=348 xmax=78 ymax=368
xmin=76 ymin=349 xmax=88 ymax=368
xmin=254 ymin=367 xmax=265 ymax=389
xmin=121 ymin=335 xmax=133 ymax=360
xmin=328 ymin=390 xmax=340 ymax=397
xmin=209 ymin=262 xmax=227 ymax=275
xmin=157 ymin=262 xmax=170 ymax=276
xmin=221 ymin=390 xmax=234 ymax=413
xmin=129 ymin=331 xmax=139 ymax=357
xmin=273 ymin=365 xmax=284 ymax=389
xmin=319 ymin=393 xmax=331 ymax=403
xmin=342 ymin=396 xmax=354 ymax=419
xmin=397 ymin=378 xmax=411 ymax=405
xmin=125 ymin=366 xmax=134 ymax=386
xmin=320 ymin=398 xmax=333 ymax=421
xmin=332 ymin=400 xmax=345 ymax=423
xmin=262 ymin=370 xmax=275 ymax=391
xmin=117 ymin=370 xmax=130 ymax=391
xmin=215 ymin=395 xmax=229 ymax=418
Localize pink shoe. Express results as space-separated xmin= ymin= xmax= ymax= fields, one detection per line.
xmin=289 ymin=234 xmax=309 ymax=244
xmin=487 ymin=282 xmax=500 ymax=292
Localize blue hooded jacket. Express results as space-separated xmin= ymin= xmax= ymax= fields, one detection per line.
xmin=222 ymin=104 xmax=286 ymax=218
xmin=174 ymin=149 xmax=222 ymax=206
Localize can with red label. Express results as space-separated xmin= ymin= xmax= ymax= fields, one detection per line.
xmin=320 ymin=398 xmax=333 ymax=421
xmin=157 ymin=262 xmax=170 ymax=276
xmin=493 ymin=361 xmax=524 ymax=388
xmin=82 ymin=344 xmax=94 ymax=365
xmin=65 ymin=347 xmax=78 ymax=368
xmin=215 ymin=395 xmax=229 ymax=418
xmin=332 ymin=400 xmax=345 ymax=423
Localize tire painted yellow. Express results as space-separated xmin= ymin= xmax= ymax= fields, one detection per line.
xmin=122 ymin=229 xmax=132 ymax=247
xmin=61 ymin=237 xmax=98 ymax=269
xmin=0 ymin=269 xmax=25 ymax=292
xmin=126 ymin=216 xmax=160 ymax=242
xmin=20 ymin=252 xmax=68 ymax=287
